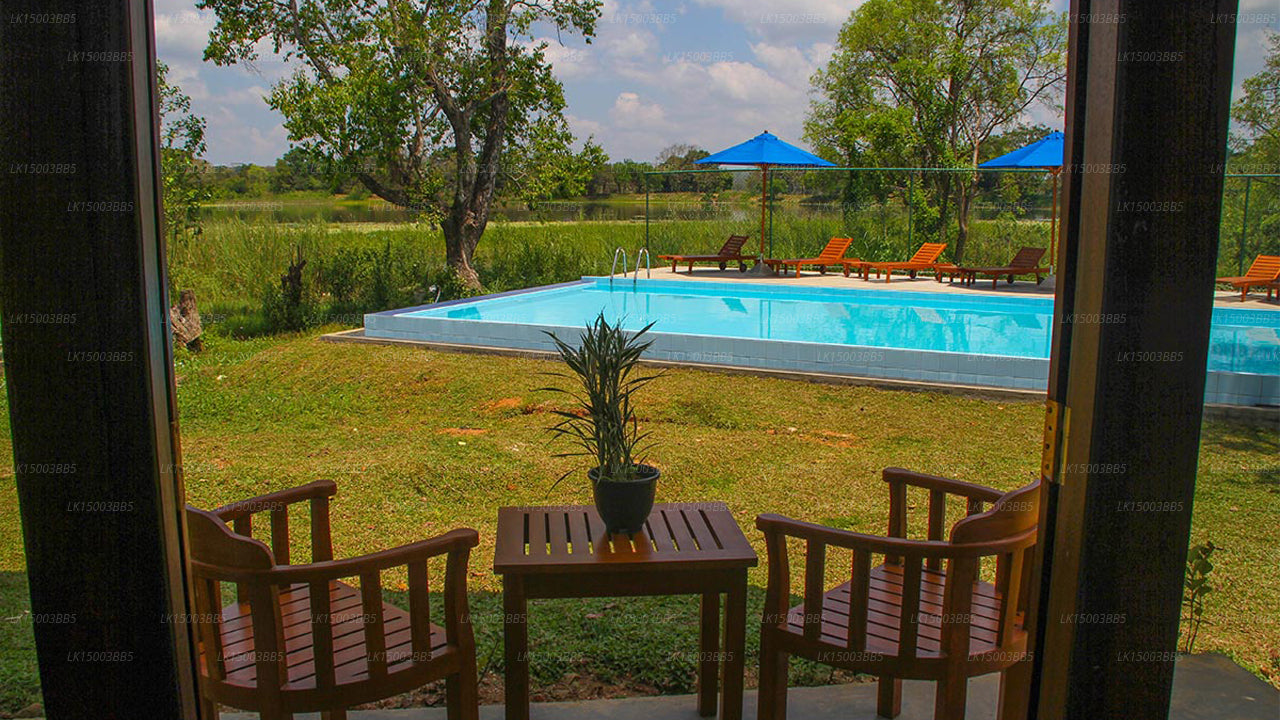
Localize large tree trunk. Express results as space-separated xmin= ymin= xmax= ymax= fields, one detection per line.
xmin=441 ymin=209 xmax=483 ymax=289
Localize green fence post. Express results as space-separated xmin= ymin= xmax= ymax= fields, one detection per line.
xmin=645 ymin=173 xmax=650 ymax=253
xmin=1237 ymin=176 xmax=1251 ymax=275
xmin=907 ymin=170 xmax=914 ymax=248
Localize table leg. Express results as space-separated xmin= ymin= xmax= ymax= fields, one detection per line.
xmin=721 ymin=574 xmax=747 ymax=720
xmin=503 ymin=576 xmax=529 ymax=720
xmin=698 ymin=592 xmax=720 ymax=717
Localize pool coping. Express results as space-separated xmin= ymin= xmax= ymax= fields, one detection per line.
xmin=362 ymin=278 xmax=1279 ymax=406
xmin=320 ymin=329 xmax=1280 ymax=425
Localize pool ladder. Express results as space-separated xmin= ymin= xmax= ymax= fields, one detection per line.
xmin=610 ymin=248 xmax=628 ymax=286
xmin=610 ymin=247 xmax=650 ymax=287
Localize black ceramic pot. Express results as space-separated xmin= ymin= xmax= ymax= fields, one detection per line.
xmin=589 ymin=464 xmax=659 ymax=535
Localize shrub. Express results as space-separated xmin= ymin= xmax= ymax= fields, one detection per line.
xmin=261 ymin=247 xmax=320 ymax=332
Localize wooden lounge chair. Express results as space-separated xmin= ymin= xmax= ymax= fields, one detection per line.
xmin=958 ymin=247 xmax=1050 ymax=288
xmin=1216 ymin=254 xmax=1280 ymax=300
xmin=846 ymin=242 xmax=948 ymax=283
xmin=757 ymin=469 xmax=1039 ymax=720
xmin=659 ymin=234 xmax=755 ymax=273
xmin=187 ymin=480 xmax=481 ymax=720
xmin=764 ymin=237 xmax=855 ymax=277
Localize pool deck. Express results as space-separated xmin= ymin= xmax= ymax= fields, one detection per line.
xmin=637 ymin=266 xmax=1280 ymax=309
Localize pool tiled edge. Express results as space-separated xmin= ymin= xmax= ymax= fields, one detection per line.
xmin=363 ymin=311 xmax=1276 ymax=407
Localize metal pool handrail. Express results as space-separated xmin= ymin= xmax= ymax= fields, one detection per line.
xmin=610 ymin=247 xmax=629 ymax=286
xmin=635 ymin=248 xmax=651 ymax=284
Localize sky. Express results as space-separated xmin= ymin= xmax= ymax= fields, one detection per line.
xmin=153 ymin=0 xmax=1280 ymax=167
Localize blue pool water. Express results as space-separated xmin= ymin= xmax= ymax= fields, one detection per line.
xmin=397 ymin=279 xmax=1279 ymax=375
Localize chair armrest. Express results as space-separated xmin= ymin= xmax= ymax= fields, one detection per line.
xmin=263 ymin=528 xmax=479 ymax=674
xmin=267 ymin=528 xmax=480 ymax=584
xmin=757 ymin=514 xmax=953 ymax=558
xmin=756 ymin=514 xmax=975 ymax=645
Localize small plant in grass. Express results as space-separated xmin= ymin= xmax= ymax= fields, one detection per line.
xmin=1181 ymin=540 xmax=1217 ymax=654
xmin=542 ymin=313 xmax=662 ymax=533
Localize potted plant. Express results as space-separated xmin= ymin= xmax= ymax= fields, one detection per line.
xmin=543 ymin=313 xmax=661 ymax=535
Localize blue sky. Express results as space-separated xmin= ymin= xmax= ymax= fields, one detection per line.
xmin=153 ymin=0 xmax=1279 ymax=166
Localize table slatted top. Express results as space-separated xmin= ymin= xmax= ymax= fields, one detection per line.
xmin=494 ymin=503 xmax=757 ymax=575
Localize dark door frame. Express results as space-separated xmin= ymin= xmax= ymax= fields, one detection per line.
xmin=1028 ymin=2 xmax=1238 ymax=719
xmin=0 ymin=0 xmax=198 ymax=716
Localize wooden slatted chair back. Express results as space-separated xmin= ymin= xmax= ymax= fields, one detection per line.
xmin=1244 ymin=254 xmax=1280 ymax=280
xmin=817 ymin=237 xmax=853 ymax=262
xmin=1009 ymin=246 xmax=1047 ymax=269
xmin=720 ymin=234 xmax=749 ymax=256
xmin=909 ymin=242 xmax=948 ymax=264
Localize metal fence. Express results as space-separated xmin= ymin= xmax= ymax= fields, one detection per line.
xmin=642 ymin=168 xmax=1279 ymax=275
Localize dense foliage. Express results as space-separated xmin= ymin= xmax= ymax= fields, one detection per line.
xmin=157 ymin=62 xmax=210 ymax=253
xmin=806 ymin=0 xmax=1066 ymax=262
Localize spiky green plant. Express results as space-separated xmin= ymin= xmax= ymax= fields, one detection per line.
xmin=542 ymin=313 xmax=661 ymax=483
xmin=1182 ymin=541 xmax=1218 ymax=654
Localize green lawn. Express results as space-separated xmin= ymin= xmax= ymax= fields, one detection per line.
xmin=0 ymin=329 xmax=1276 ymax=714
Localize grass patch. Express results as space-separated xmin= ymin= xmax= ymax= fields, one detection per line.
xmin=0 ymin=332 xmax=1276 ymax=713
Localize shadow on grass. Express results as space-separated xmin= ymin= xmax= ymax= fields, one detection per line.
xmin=376 ymin=587 xmax=863 ymax=708
xmin=0 ymin=571 xmax=41 ymax=716
xmin=1199 ymin=420 xmax=1280 ymax=493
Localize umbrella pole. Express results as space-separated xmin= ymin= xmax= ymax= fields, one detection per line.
xmin=760 ymin=165 xmax=769 ymax=260
xmin=1050 ymin=169 xmax=1060 ymax=271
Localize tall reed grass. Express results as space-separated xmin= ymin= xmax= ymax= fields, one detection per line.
xmin=173 ymin=213 xmax=1063 ymax=335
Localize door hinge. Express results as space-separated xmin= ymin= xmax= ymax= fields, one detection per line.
xmin=1041 ymin=399 xmax=1069 ymax=484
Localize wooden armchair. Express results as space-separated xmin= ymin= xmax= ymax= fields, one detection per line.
xmin=756 ymin=469 xmax=1039 ymax=720
xmin=185 ymin=480 xmax=480 ymax=720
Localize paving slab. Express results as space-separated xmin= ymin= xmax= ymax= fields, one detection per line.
xmin=219 ymin=653 xmax=1277 ymax=720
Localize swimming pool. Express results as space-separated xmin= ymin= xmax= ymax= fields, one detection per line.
xmin=364 ymin=278 xmax=1280 ymax=406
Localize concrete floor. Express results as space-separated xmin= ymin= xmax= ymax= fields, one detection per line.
xmin=634 ymin=265 xmax=1280 ymax=310
xmin=222 ymin=653 xmax=1278 ymax=720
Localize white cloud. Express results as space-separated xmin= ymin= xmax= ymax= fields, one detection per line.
xmin=610 ymin=92 xmax=670 ymax=129
xmin=706 ymin=61 xmax=799 ymax=104
xmin=153 ymin=3 xmax=216 ymax=58
xmin=538 ymin=39 xmax=594 ymax=79
xmin=692 ymin=0 xmax=863 ymax=42
xmin=205 ymin=106 xmax=289 ymax=164
xmin=566 ymin=113 xmax=606 ymax=140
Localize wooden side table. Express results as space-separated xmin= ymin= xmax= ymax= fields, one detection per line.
xmin=494 ymin=502 xmax=758 ymax=720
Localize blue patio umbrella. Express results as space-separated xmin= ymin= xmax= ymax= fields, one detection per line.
xmin=979 ymin=131 xmax=1064 ymax=266
xmin=696 ymin=131 xmax=835 ymax=261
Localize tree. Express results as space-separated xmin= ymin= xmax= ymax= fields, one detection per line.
xmin=272 ymin=147 xmax=330 ymax=193
xmin=1227 ymin=32 xmax=1280 ymax=262
xmin=501 ymin=123 xmax=607 ymax=205
xmin=652 ymin=144 xmax=730 ymax=194
xmin=157 ymin=61 xmax=209 ymax=248
xmin=807 ymin=0 xmax=1066 ymax=262
xmin=198 ymin=0 xmax=602 ymax=289
xmin=1232 ymin=32 xmax=1279 ymax=161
